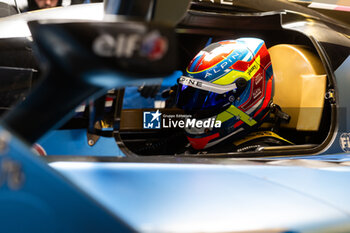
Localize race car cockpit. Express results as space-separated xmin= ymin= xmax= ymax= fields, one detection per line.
xmin=111 ymin=2 xmax=332 ymax=157
xmin=116 ymin=40 xmax=330 ymax=156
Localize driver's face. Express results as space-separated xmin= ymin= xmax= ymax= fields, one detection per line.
xmin=35 ymin=0 xmax=59 ymax=8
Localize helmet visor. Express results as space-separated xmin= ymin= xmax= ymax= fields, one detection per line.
xmin=176 ymin=76 xmax=238 ymax=119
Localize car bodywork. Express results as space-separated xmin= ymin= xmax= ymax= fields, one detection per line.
xmin=0 ymin=0 xmax=349 ymax=232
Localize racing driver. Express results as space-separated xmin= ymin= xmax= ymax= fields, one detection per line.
xmin=176 ymin=38 xmax=292 ymax=153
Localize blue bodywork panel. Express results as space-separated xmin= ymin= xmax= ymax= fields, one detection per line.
xmin=4 ymin=122 xmax=350 ymax=232
xmin=0 ymin=128 xmax=133 ymax=233
xmin=50 ymin=161 xmax=350 ymax=232
xmin=39 ymin=129 xmax=125 ymax=157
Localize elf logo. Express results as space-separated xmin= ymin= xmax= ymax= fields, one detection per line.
xmin=93 ymin=31 xmax=168 ymax=60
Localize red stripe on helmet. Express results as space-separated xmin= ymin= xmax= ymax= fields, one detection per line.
xmin=187 ymin=133 xmax=220 ymax=150
xmin=234 ymin=120 xmax=243 ymax=128
xmin=254 ymin=77 xmax=273 ymax=118
xmin=193 ymin=55 xmax=205 ymax=72
xmin=229 ymin=57 xmax=255 ymax=72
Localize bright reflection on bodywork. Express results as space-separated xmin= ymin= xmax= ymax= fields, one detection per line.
xmin=0 ymin=3 xmax=104 ymax=39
